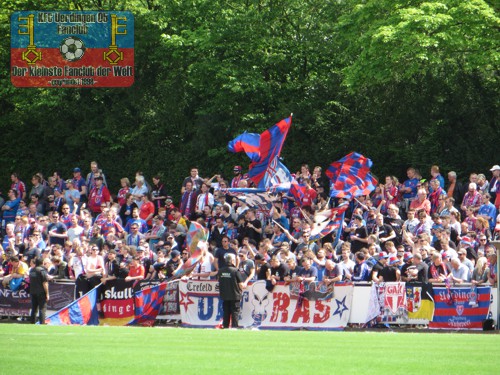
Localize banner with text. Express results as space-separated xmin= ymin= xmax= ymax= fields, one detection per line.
xmin=11 ymin=11 xmax=134 ymax=87
xmin=430 ymin=285 xmax=491 ymax=330
xmin=0 ymin=283 xmax=74 ymax=316
xmin=178 ymin=280 xmax=353 ymax=330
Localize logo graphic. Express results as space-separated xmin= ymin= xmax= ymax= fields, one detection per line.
xmin=456 ymin=303 xmax=464 ymax=316
xmin=333 ymin=296 xmax=349 ymax=319
xmin=60 ymin=36 xmax=85 ymax=61
xmin=11 ymin=11 xmax=134 ymax=87
xmin=250 ymin=281 xmax=270 ymax=326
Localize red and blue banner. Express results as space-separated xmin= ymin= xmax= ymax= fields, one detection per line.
xmin=11 ymin=11 xmax=134 ymax=87
xmin=45 ymin=285 xmax=99 ymax=325
xmin=228 ymin=116 xmax=292 ymax=189
xmin=326 ymin=152 xmax=377 ymax=199
xmin=430 ymin=285 xmax=491 ymax=330
xmin=128 ymin=282 xmax=168 ymax=327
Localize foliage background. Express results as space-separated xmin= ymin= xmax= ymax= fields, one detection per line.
xmin=0 ymin=0 xmax=498 ymax=200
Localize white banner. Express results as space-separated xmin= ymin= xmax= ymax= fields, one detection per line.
xmin=178 ymin=280 xmax=354 ymax=330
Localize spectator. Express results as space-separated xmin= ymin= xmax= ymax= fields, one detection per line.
xmin=116 ymin=178 xmax=131 ymax=207
xmin=71 ymin=168 xmax=87 ymax=209
xmin=448 ymin=258 xmax=469 ymax=284
xmin=181 ymin=167 xmax=203 ymax=193
xmin=471 ymin=256 xmax=489 ymax=285
xmin=351 ymin=251 xmax=370 ymax=282
xmin=10 ymin=173 xmax=27 ymax=201
xmin=446 ymin=171 xmax=465 ymax=208
xmin=2 ymin=255 xmax=28 ymax=288
xmin=2 ymin=189 xmax=21 ymax=227
xmin=86 ymin=161 xmax=107 ymax=191
xmin=88 ymin=176 xmax=111 ymax=217
xmin=489 ymin=165 xmax=500 ymax=208
xmin=130 ymin=176 xmax=148 ymax=208
xmin=461 ymin=183 xmax=481 ymax=213
xmin=427 ymin=252 xmax=452 ymax=283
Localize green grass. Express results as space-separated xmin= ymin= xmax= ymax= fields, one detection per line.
xmin=1 ymin=325 xmax=498 ymax=374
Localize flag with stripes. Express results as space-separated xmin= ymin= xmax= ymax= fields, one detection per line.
xmin=228 ymin=116 xmax=292 ymax=189
xmin=127 ymin=282 xmax=168 ymax=326
xmin=45 ymin=285 xmax=99 ymax=325
xmin=326 ymin=152 xmax=377 ymax=199
xmin=429 ymin=285 xmax=491 ymax=329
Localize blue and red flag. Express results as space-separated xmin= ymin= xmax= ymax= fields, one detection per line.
xmin=228 ymin=116 xmax=292 ymax=189
xmin=289 ymin=180 xmax=307 ymax=206
xmin=234 ymin=191 xmax=279 ymax=218
xmin=326 ymin=152 xmax=377 ymax=199
xmin=45 ymin=285 xmax=99 ymax=325
xmin=429 ymin=285 xmax=491 ymax=330
xmin=309 ymin=204 xmax=348 ymax=242
xmin=128 ymin=282 xmax=168 ymax=327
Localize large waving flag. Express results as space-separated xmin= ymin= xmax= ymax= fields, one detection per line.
xmin=234 ymin=191 xmax=279 ymax=218
xmin=45 ymin=285 xmax=99 ymax=325
xmin=228 ymin=116 xmax=292 ymax=189
xmin=128 ymin=282 xmax=168 ymax=326
xmin=289 ymin=180 xmax=307 ymax=206
xmin=309 ymin=204 xmax=348 ymax=242
xmin=326 ymin=152 xmax=377 ymax=199
xmin=171 ymin=221 xmax=209 ymax=279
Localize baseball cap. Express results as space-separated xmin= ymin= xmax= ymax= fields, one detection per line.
xmin=73 ymin=167 xmax=81 ymax=173
xmin=353 ymin=214 xmax=363 ymax=221
xmin=490 ymin=165 xmax=500 ymax=172
xmin=378 ymin=252 xmax=388 ymax=259
xmin=254 ymin=253 xmax=264 ymax=261
xmin=403 ymin=253 xmax=413 ymax=262
xmin=170 ymin=250 xmax=180 ymax=258
xmin=389 ymin=257 xmax=399 ymax=265
xmin=234 ymin=165 xmax=242 ymax=172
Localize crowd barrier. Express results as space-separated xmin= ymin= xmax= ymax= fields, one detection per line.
xmin=1 ymin=279 xmax=497 ymax=330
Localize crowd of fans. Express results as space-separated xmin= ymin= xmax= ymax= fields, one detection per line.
xmin=0 ymin=161 xmax=498 ymax=297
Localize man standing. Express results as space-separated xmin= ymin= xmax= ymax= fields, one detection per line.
xmin=401 ymin=167 xmax=419 ymax=214
xmin=180 ymin=181 xmax=198 ymax=220
xmin=29 ymin=257 xmax=49 ymax=324
xmin=47 ymin=212 xmax=68 ymax=246
xmin=1 ymin=189 xmax=21 ymax=227
xmin=218 ymin=253 xmax=245 ymax=329
xmin=489 ymin=165 xmax=500 ymax=209
xmin=88 ymin=176 xmax=111 ymax=217
xmin=72 ymin=167 xmax=87 ymax=208
xmin=181 ymin=167 xmax=203 ymax=193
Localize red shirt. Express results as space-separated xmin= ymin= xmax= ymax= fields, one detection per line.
xmin=88 ymin=185 xmax=111 ymax=213
xmin=139 ymin=201 xmax=155 ymax=226
xmin=128 ymin=264 xmax=144 ymax=278
xmin=301 ymin=187 xmax=317 ymax=206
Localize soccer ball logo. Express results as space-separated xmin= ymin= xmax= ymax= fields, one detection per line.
xmin=59 ymin=37 xmax=86 ymax=62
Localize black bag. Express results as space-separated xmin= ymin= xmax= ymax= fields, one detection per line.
xmin=482 ymin=318 xmax=494 ymax=331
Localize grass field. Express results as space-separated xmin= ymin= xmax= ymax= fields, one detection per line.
xmin=1 ymin=325 xmax=498 ymax=374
